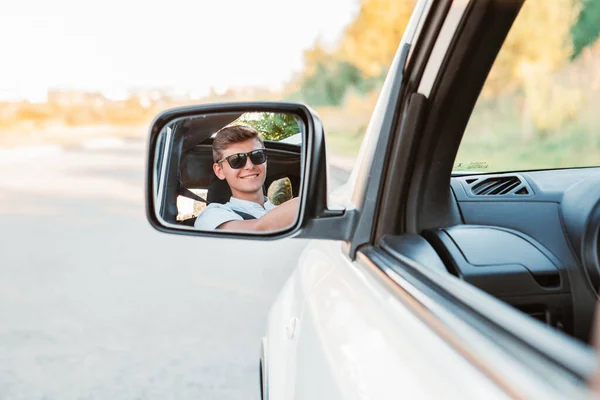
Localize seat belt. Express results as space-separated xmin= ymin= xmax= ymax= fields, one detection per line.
xmin=231 ymin=210 xmax=257 ymax=220
xmin=178 ymin=182 xmax=207 ymax=203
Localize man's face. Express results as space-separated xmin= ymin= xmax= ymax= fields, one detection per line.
xmin=213 ymin=138 xmax=267 ymax=198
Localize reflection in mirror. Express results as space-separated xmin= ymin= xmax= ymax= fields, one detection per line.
xmin=153 ymin=111 xmax=304 ymax=234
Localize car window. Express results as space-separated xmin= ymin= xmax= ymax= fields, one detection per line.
xmin=454 ymin=0 xmax=600 ymax=173
xmin=177 ymin=190 xmax=207 ymax=222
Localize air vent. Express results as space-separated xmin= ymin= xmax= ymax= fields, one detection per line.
xmin=515 ymin=187 xmax=530 ymax=195
xmin=471 ymin=176 xmax=528 ymax=196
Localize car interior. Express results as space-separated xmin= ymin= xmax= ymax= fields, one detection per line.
xmin=381 ymin=169 xmax=599 ymax=344
xmin=155 ymin=112 xmax=302 ymax=227
xmin=374 ymin=0 xmax=600 ymax=346
xmin=420 ymin=169 xmax=600 ymax=343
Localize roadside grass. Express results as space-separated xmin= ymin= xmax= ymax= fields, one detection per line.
xmin=456 ymin=96 xmax=600 ymax=172
xmin=317 ymin=91 xmax=378 ymax=159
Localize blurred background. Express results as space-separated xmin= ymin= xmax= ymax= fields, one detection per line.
xmin=2 ymin=0 xmax=599 ymax=165
xmin=0 ymin=0 xmax=599 ymax=399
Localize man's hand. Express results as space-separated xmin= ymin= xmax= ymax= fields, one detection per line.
xmin=216 ymin=198 xmax=299 ymax=232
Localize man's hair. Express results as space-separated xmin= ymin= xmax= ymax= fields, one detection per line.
xmin=213 ymin=124 xmax=264 ymax=162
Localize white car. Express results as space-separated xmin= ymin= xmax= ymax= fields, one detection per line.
xmin=146 ymin=0 xmax=600 ymax=398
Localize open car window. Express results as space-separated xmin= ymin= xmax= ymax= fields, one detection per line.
xmin=171 ymin=110 xmax=304 ymax=229
xmin=454 ymin=0 xmax=600 ymax=173
xmin=177 ymin=189 xmax=207 ymax=222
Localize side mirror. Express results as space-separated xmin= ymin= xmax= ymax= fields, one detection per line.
xmin=145 ymin=102 xmax=354 ymax=240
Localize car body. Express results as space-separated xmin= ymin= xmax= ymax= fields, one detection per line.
xmin=145 ymin=0 xmax=600 ymax=398
xmin=257 ymin=1 xmax=599 ymax=399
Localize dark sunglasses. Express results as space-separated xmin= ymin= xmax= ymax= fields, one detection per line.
xmin=216 ymin=149 xmax=267 ymax=169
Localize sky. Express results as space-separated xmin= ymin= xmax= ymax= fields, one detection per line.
xmin=1 ymin=0 xmax=358 ymax=101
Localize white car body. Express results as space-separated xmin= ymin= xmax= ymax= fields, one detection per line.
xmin=259 ymin=0 xmax=597 ymax=399
xmin=142 ymin=0 xmax=600 ymax=398
xmin=263 ymin=240 xmax=513 ymax=400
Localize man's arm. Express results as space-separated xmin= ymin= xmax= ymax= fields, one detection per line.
xmin=216 ymin=198 xmax=299 ymax=232
xmin=194 ymin=203 xmax=243 ymax=230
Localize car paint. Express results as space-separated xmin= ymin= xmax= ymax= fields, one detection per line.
xmin=264 ymin=239 xmax=514 ymax=400
xmin=259 ymin=0 xmax=599 ymax=398
xmin=259 ymin=1 xmax=493 ymax=398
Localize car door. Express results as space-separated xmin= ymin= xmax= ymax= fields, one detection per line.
xmin=265 ymin=0 xmax=598 ymax=399
xmin=261 ymin=1 xmax=439 ymax=398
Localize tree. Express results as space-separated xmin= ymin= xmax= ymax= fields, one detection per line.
xmin=298 ymin=59 xmax=378 ymax=106
xmin=483 ymin=0 xmax=579 ymax=97
xmin=291 ymin=0 xmax=414 ymax=106
xmin=476 ymin=0 xmax=583 ymax=135
xmin=295 ymin=33 xmax=385 ymax=107
xmin=236 ymin=112 xmax=300 ymax=142
xmin=571 ymin=0 xmax=600 ymax=59
xmin=337 ymin=0 xmax=415 ymax=77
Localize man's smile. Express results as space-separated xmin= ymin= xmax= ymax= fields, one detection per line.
xmin=240 ymin=173 xmax=260 ymax=179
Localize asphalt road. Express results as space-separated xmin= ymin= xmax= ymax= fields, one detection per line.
xmin=0 ymin=139 xmax=350 ymax=400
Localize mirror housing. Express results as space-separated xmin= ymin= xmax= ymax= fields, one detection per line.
xmin=145 ymin=101 xmax=355 ymax=240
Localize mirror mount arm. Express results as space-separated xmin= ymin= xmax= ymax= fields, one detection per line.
xmin=294 ymin=106 xmax=357 ymax=241
xmin=298 ymin=208 xmax=358 ymax=241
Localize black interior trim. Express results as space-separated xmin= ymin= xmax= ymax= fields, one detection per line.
xmin=561 ymin=176 xmax=600 ymax=293
xmin=380 ymin=234 xmax=448 ymax=274
xmin=422 ymin=225 xmax=574 ymax=335
xmin=408 ymin=0 xmax=523 ymax=233
xmin=449 ymin=168 xmax=600 ymax=342
xmin=363 ymin=246 xmax=596 ymax=385
xmin=373 ymin=0 xmax=455 ymax=243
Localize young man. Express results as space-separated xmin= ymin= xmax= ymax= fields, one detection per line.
xmin=194 ymin=125 xmax=299 ymax=231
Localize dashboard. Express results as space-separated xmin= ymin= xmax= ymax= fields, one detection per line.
xmin=430 ymin=167 xmax=600 ymax=342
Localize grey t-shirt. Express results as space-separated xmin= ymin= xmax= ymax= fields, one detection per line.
xmin=194 ymin=196 xmax=276 ymax=230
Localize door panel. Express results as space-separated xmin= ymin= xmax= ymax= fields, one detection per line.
xmin=451 ymin=169 xmax=599 ymax=341
xmin=290 ymin=241 xmax=509 ymax=400
xmin=264 ymin=239 xmax=343 ymax=400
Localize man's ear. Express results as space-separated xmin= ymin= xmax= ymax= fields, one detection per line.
xmin=213 ymin=162 xmax=226 ymax=180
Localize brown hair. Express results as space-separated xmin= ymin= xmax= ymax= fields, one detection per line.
xmin=212 ymin=124 xmax=264 ymax=162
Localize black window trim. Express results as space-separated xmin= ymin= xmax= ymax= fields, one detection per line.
xmin=364 ymin=0 xmax=598 ymax=392
xmin=359 ymin=246 xmax=596 ymax=397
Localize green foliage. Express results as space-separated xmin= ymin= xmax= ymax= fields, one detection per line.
xmin=457 ymin=95 xmax=600 ymax=172
xmin=337 ymin=0 xmax=415 ymax=77
xmin=298 ymin=62 xmax=342 ymax=106
xmin=571 ymin=0 xmax=600 ymax=58
xmin=298 ymin=60 xmax=382 ymax=107
xmin=237 ymin=112 xmax=300 ymax=141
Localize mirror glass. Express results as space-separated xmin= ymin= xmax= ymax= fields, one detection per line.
xmin=152 ymin=110 xmax=304 ymax=234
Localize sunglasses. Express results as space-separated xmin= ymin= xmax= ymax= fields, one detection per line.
xmin=216 ymin=149 xmax=267 ymax=169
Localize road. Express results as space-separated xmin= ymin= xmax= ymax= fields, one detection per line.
xmin=0 ymin=139 xmax=350 ymax=400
